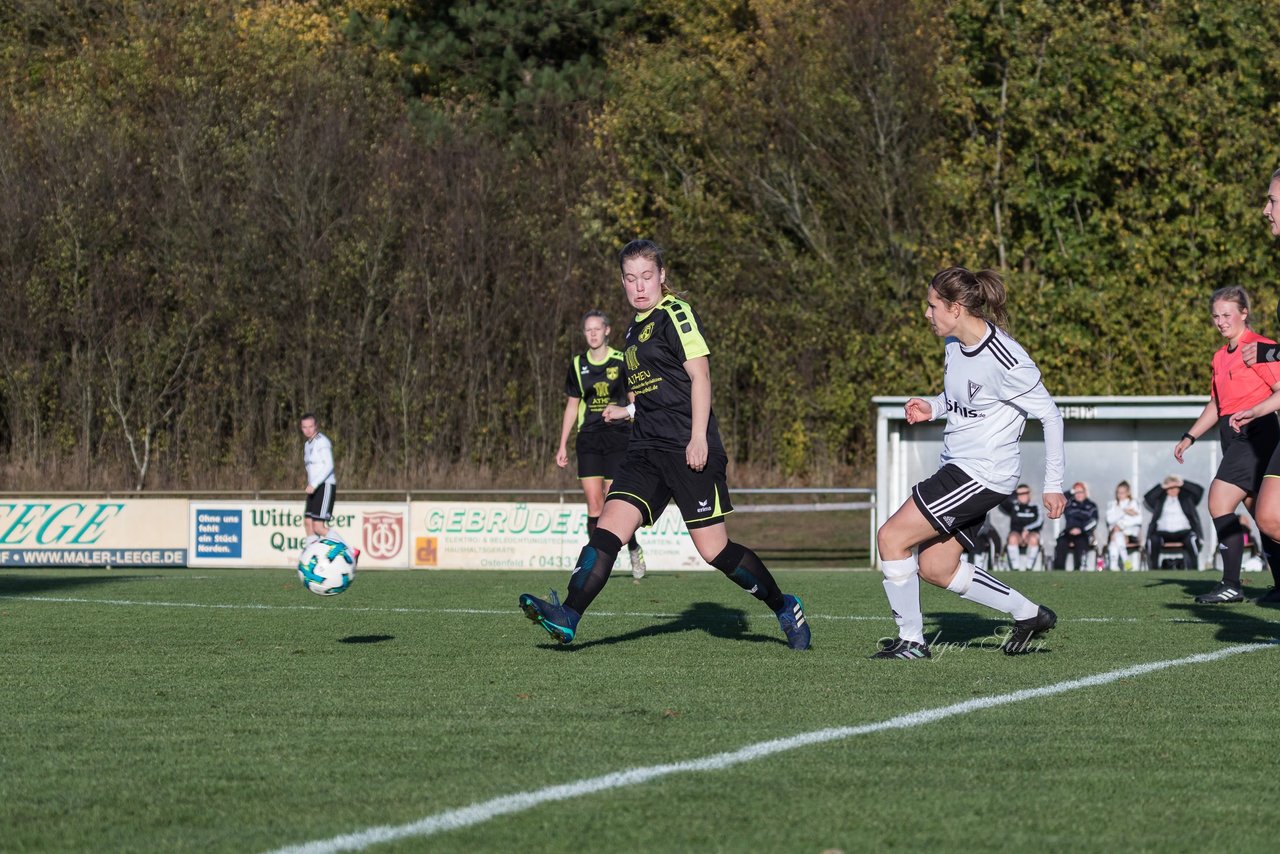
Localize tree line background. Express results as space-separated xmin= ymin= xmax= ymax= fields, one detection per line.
xmin=1 ymin=0 xmax=1278 ymax=492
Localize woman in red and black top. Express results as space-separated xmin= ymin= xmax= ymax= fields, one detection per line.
xmin=1178 ymin=286 xmax=1280 ymax=603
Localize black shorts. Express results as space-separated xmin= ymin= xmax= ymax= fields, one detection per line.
xmin=576 ymin=428 xmax=630 ymax=480
xmin=305 ymin=483 xmax=336 ymax=521
xmin=606 ymin=447 xmax=733 ymax=530
xmin=1217 ymin=413 xmax=1280 ymax=492
xmin=910 ymin=464 xmax=1008 ymax=551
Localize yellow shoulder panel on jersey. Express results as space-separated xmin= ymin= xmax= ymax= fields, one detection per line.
xmin=572 ymin=354 xmax=585 ymax=397
xmin=660 ymin=296 xmax=709 ymax=360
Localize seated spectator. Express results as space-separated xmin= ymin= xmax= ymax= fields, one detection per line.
xmin=1238 ymin=514 xmax=1263 ymax=571
xmin=1105 ymin=480 xmax=1143 ymax=570
xmin=1143 ymin=475 xmax=1204 ymax=569
xmin=998 ymin=484 xmax=1043 ymax=571
xmin=1053 ymin=481 xmax=1099 ymax=570
xmin=965 ymin=515 xmax=1000 ymax=571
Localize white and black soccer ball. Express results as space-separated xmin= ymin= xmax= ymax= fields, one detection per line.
xmin=297 ymin=537 xmax=358 ymax=596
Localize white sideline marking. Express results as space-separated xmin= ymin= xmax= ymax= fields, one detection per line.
xmin=266 ymin=642 xmax=1277 ymax=854
xmin=2 ymin=594 xmax=1276 ymax=626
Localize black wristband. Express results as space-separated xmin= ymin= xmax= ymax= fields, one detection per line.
xmin=1263 ymin=342 xmax=1280 ymax=363
xmin=1182 ymin=432 xmax=1196 ymax=445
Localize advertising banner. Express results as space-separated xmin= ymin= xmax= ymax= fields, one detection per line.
xmin=408 ymin=500 xmax=708 ymax=570
xmin=188 ymin=501 xmax=410 ymax=568
xmin=0 ymin=499 xmax=188 ymax=566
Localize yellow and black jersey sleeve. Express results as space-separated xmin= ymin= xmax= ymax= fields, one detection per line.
xmin=661 ymin=298 xmax=710 ymax=361
xmin=565 ymin=356 xmax=584 ymax=398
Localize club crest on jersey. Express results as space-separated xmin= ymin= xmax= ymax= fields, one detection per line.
xmin=968 ymin=380 xmax=982 ymax=400
xmin=638 ymin=322 xmax=655 ymax=342
xmin=606 ymin=366 xmax=619 ymax=381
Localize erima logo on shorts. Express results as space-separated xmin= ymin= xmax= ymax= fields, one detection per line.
xmin=697 ymin=499 xmax=711 ymax=513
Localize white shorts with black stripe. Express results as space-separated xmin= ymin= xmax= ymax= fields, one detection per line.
xmin=910 ymin=464 xmax=1007 ymax=551
xmin=305 ymin=483 xmax=336 ymax=522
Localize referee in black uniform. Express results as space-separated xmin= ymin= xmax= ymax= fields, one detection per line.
xmin=521 ymin=240 xmax=811 ymax=649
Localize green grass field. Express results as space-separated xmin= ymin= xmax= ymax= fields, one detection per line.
xmin=2 ymin=567 xmax=1278 ymax=853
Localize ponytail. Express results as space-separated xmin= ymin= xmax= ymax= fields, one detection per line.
xmin=930 ymin=266 xmax=1009 ymax=330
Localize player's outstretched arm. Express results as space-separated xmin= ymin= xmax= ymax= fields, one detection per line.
xmin=1177 ymin=399 xmax=1219 ymax=462
xmin=1241 ymin=341 xmax=1280 ymax=367
xmin=556 ymin=396 xmax=579 ymax=468
xmin=1018 ymin=382 xmax=1065 ymax=499
xmin=684 ymin=356 xmax=711 ymax=471
xmin=1229 ymin=383 xmax=1280 ymax=433
xmin=904 ymin=397 xmax=936 ymax=424
xmin=1043 ymin=491 xmax=1066 ymax=520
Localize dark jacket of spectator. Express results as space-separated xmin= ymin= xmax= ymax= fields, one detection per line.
xmin=1060 ymin=495 xmax=1099 ymax=536
xmin=997 ymin=497 xmax=1043 ymax=533
xmin=1143 ymin=479 xmax=1204 ymax=540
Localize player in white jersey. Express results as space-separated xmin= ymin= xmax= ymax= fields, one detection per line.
xmin=872 ymin=267 xmax=1067 ymax=660
xmin=299 ymin=413 xmax=338 ymax=545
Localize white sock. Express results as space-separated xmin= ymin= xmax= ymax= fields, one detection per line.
xmin=304 ymin=534 xmax=320 ymax=546
xmin=1109 ymin=537 xmax=1125 ymax=570
xmin=1027 ymin=545 xmax=1040 ymax=570
xmin=951 ymin=562 xmax=1039 ymax=620
xmin=1009 ymin=547 xmax=1024 ymax=571
xmin=881 ymin=556 xmax=925 ymax=644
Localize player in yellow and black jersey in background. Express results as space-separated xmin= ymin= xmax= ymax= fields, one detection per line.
xmin=522 ymin=239 xmax=811 ymax=649
xmin=556 ymin=310 xmax=646 ymax=580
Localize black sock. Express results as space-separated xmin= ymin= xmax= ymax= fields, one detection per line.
xmin=1260 ymin=534 xmax=1280 ymax=586
xmin=586 ymin=516 xmax=598 ymax=537
xmin=628 ymin=534 xmax=640 ymax=552
xmin=709 ymin=541 xmax=785 ymax=612
xmin=564 ymin=529 xmax=622 ymax=614
xmin=1213 ymin=514 xmax=1246 ymax=587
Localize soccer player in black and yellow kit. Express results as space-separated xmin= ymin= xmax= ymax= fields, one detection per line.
xmin=521 ymin=240 xmax=810 ymax=649
xmin=555 ymin=309 xmax=646 ymax=580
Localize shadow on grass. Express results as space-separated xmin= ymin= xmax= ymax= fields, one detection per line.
xmin=339 ymin=634 xmax=394 ymax=644
xmin=921 ymin=611 xmax=1008 ymax=645
xmin=1164 ymin=602 xmax=1280 ymax=644
xmin=0 ymin=572 xmax=153 ymax=597
xmin=1140 ymin=574 xmax=1237 ymax=596
xmin=1139 ymin=571 xmax=1279 ymax=641
xmin=545 ymin=600 xmax=784 ymax=651
xmin=914 ymin=610 xmax=1058 ymax=655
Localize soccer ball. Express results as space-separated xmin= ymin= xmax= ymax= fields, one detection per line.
xmin=297 ymin=537 xmax=358 ymax=596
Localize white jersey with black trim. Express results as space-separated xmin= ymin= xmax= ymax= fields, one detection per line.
xmin=305 ymin=433 xmax=336 ymax=489
xmin=926 ymin=323 xmax=1064 ymax=495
